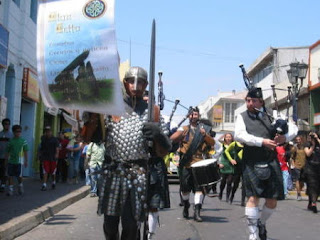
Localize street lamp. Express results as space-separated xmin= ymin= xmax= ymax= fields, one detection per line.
xmin=286 ymin=60 xmax=308 ymax=123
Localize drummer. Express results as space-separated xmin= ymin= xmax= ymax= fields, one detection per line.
xmin=170 ymin=107 xmax=215 ymax=222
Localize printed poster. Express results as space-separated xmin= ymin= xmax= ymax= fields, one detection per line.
xmin=37 ymin=0 xmax=124 ymax=115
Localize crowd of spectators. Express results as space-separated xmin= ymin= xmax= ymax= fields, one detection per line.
xmin=0 ymin=118 xmax=104 ymax=197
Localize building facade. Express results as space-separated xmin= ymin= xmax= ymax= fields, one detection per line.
xmin=0 ymin=1 xmax=76 ymax=177
xmin=210 ymin=91 xmax=246 ymax=134
xmin=245 ymin=46 xmax=310 ymax=128
xmin=308 ymin=40 xmax=320 ymax=131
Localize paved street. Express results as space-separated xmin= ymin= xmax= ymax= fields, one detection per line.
xmin=16 ymin=183 xmax=320 ymax=240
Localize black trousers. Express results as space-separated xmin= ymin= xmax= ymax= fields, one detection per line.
xmin=57 ymin=158 xmax=68 ymax=182
xmin=103 ymin=192 xmax=139 ymax=240
xmin=0 ymin=159 xmax=7 ymax=185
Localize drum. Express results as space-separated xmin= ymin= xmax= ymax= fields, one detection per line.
xmin=191 ymin=159 xmax=220 ymax=187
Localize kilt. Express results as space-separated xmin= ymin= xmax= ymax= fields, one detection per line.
xmin=242 ymin=159 xmax=284 ymax=200
xmin=148 ymin=157 xmax=170 ymax=209
xmin=179 ymin=167 xmax=202 ymax=193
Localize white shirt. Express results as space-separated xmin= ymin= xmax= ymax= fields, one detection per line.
xmin=234 ymin=111 xmax=298 ymax=147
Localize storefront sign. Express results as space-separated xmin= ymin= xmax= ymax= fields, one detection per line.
xmin=22 ymin=68 xmax=40 ymax=102
xmin=0 ymin=24 xmax=9 ymax=68
xmin=213 ymin=105 xmax=223 ymax=123
xmin=46 ymin=107 xmax=59 ymax=116
xmin=314 ymin=112 xmax=320 ymax=126
xmin=37 ymin=0 xmax=124 ymax=115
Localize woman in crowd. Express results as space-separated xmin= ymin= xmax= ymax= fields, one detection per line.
xmin=276 ymin=143 xmax=290 ymax=198
xmin=304 ymin=131 xmax=320 ymax=213
xmin=86 ymin=139 xmax=105 ymax=197
xmin=225 ymin=140 xmax=244 ymax=205
xmin=218 ymin=133 xmax=235 ymax=202
xmin=67 ymin=135 xmax=82 ymax=184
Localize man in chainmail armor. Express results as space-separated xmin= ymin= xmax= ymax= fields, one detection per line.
xmin=97 ymin=66 xmax=171 ymax=240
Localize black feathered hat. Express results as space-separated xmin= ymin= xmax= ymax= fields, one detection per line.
xmin=246 ymin=87 xmax=263 ymax=99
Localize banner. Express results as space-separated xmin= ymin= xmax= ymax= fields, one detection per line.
xmin=37 ymin=0 xmax=124 ymax=115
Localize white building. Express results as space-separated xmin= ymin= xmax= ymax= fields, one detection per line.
xmin=210 ymin=91 xmax=246 ymax=133
xmin=245 ymin=46 xmax=309 ymax=123
xmin=0 ymin=0 xmax=38 ymax=176
xmin=198 ymin=91 xmax=235 ymax=119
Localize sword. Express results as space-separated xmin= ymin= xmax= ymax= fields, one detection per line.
xmin=144 ymin=19 xmax=156 ymax=240
xmin=147 ymin=19 xmax=156 ymax=123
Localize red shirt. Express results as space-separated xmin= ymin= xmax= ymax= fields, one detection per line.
xmin=276 ymin=146 xmax=288 ymax=171
xmin=58 ymin=138 xmax=69 ymax=159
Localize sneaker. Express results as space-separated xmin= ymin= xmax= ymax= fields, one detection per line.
xmin=18 ymin=185 xmax=24 ymax=195
xmin=41 ymin=185 xmax=47 ymax=191
xmin=90 ymin=193 xmax=97 ymax=197
xmin=297 ymin=195 xmax=302 ymax=201
xmin=51 ymin=183 xmax=56 ymax=190
xmin=147 ymin=232 xmax=155 ymax=240
xmin=257 ymin=220 xmax=267 ymax=240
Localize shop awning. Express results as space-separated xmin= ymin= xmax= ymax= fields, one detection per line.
xmin=62 ymin=112 xmax=78 ymax=129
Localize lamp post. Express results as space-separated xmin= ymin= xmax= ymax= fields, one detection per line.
xmin=286 ymin=60 xmax=308 ymax=123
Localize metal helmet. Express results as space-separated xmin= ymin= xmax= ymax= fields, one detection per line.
xmin=124 ymin=66 xmax=148 ymax=91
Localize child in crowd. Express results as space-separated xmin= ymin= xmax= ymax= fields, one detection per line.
xmin=5 ymin=125 xmax=28 ymax=196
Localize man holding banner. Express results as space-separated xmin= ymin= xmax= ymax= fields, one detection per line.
xmin=97 ymin=67 xmax=171 ymax=240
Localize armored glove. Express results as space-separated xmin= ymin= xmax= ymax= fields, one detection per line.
xmin=142 ymin=122 xmax=172 ymax=151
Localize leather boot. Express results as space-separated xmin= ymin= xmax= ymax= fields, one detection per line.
xmin=194 ymin=204 xmax=203 ymax=222
xmin=218 ymin=191 xmax=223 ymax=200
xmin=182 ymin=200 xmax=190 ymax=219
xmin=229 ymin=194 xmax=234 ymax=204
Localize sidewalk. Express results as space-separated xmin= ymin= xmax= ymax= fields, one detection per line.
xmin=0 ymin=177 xmax=90 ymax=240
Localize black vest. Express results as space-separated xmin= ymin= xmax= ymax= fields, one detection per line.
xmin=241 ymin=110 xmax=276 ymax=165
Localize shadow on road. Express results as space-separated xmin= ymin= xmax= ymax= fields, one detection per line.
xmin=44 ymin=214 xmax=76 ymax=225
xmin=201 ymin=215 xmax=228 ymax=223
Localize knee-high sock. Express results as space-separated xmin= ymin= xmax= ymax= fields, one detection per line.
xmin=148 ymin=211 xmax=159 ymax=234
xmin=181 ymin=192 xmax=190 ymax=201
xmin=194 ymin=192 xmax=204 ymax=205
xmin=245 ymin=207 xmax=259 ymax=237
xmin=260 ymin=205 xmax=274 ymax=225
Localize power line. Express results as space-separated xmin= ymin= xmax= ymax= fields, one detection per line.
xmin=117 ymin=38 xmax=245 ymax=62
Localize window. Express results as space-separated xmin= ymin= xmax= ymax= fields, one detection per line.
xmin=30 ymin=0 xmax=38 ymax=23
xmin=225 ymin=103 xmax=230 ymax=123
xmin=224 ymin=102 xmax=238 ymax=123
xmin=13 ymin=0 xmax=20 ymax=7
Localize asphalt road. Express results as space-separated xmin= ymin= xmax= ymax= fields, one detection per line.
xmin=17 ymin=184 xmax=320 ymax=240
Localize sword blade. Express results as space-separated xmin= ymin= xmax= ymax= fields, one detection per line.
xmin=148 ymin=19 xmax=156 ymax=122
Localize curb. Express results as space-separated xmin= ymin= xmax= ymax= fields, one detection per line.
xmin=287 ymin=190 xmax=307 ymax=197
xmin=0 ymin=185 xmax=90 ymax=240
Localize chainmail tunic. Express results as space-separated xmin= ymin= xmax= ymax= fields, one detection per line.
xmin=98 ymin=106 xmax=169 ymax=221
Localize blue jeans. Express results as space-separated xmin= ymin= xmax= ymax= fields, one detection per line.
xmin=85 ymin=168 xmax=91 ymax=185
xmin=90 ymin=165 xmax=101 ymax=194
xmin=282 ymin=170 xmax=289 ymax=195
xmin=68 ymin=157 xmax=80 ymax=179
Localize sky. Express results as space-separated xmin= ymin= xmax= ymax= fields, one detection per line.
xmin=114 ymin=0 xmax=320 ymax=116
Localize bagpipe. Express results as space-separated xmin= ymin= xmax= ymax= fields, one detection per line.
xmin=239 ymin=64 xmax=288 ymax=136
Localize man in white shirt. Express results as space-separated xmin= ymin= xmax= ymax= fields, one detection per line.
xmin=234 ymin=87 xmax=297 ymax=240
